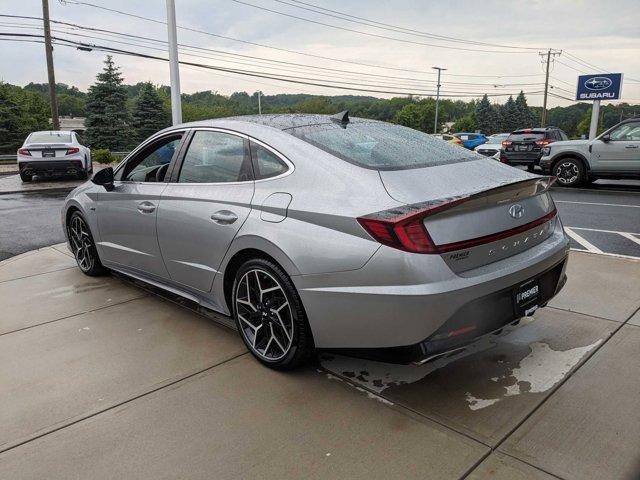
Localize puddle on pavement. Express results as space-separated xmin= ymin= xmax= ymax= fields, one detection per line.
xmin=37 ymin=281 xmax=111 ymax=298
xmin=320 ymin=317 xmax=603 ymax=411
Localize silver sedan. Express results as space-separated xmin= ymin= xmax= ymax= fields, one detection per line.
xmin=62 ymin=113 xmax=569 ymax=369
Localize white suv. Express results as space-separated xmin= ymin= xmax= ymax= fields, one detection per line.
xmin=17 ymin=130 xmax=92 ymax=182
xmin=539 ymin=119 xmax=640 ymax=187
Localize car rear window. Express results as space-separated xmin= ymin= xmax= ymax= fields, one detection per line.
xmin=508 ymin=131 xmax=545 ymax=141
xmin=27 ymin=132 xmax=72 ymax=143
xmin=288 ymin=122 xmax=473 ymax=170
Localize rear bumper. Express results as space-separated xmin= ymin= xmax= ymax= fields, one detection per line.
xmin=501 ymin=151 xmax=543 ymax=165
xmin=295 ymin=220 xmax=569 ymax=356
xmin=329 ymin=257 xmax=567 ymax=364
xmin=19 ymin=159 xmax=85 ymax=175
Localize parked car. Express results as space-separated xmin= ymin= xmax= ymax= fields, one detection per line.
xmin=432 ymin=133 xmax=464 ymax=146
xmin=17 ymin=130 xmax=92 ymax=182
xmin=540 ymin=118 xmax=640 ymax=187
xmin=63 ymin=113 xmax=569 ymax=369
xmin=500 ymin=127 xmax=568 ymax=171
xmin=452 ymin=132 xmax=487 ymax=150
xmin=474 ymin=133 xmax=510 ymax=159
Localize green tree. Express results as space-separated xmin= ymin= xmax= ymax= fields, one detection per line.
xmin=84 ymin=56 xmax=133 ymax=150
xmin=131 ymin=82 xmax=170 ymax=142
xmin=500 ymin=96 xmax=520 ymax=132
xmin=451 ymin=114 xmax=477 ymax=132
xmin=475 ymin=94 xmax=500 ymax=134
xmin=393 ymin=100 xmax=435 ymax=132
xmin=514 ymin=91 xmax=534 ymax=128
xmin=0 ymin=83 xmax=50 ymax=153
xmin=577 ymin=107 xmax=604 ymax=137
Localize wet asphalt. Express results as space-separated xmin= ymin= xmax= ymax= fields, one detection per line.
xmin=0 ymin=178 xmax=638 ymax=262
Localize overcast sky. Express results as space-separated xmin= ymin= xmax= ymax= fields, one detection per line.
xmin=1 ymin=0 xmax=639 ymax=107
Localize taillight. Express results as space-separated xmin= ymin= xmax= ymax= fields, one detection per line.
xmin=66 ymin=147 xmax=80 ymax=155
xmin=18 ymin=148 xmax=31 ymax=156
xmin=535 ymin=139 xmax=552 ymax=146
xmin=357 ymin=198 xmax=466 ymax=254
xmin=502 ymin=140 xmax=512 ymax=147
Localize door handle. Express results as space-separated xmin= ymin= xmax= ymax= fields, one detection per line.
xmin=210 ymin=210 xmax=238 ymax=225
xmin=137 ymin=201 xmax=156 ymax=214
xmin=624 ymin=145 xmax=639 ymax=149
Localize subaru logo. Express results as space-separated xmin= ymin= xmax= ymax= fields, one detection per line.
xmin=584 ymin=77 xmax=612 ymax=91
xmin=508 ymin=204 xmax=524 ymax=219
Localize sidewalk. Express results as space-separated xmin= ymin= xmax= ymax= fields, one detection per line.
xmin=0 ymin=246 xmax=638 ymax=479
xmin=0 ymin=163 xmax=111 ymax=195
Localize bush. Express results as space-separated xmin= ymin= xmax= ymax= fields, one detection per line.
xmin=92 ymin=148 xmax=117 ymax=164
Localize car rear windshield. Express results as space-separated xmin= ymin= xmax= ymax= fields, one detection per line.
xmin=27 ymin=132 xmax=72 ymax=143
xmin=508 ymin=132 xmax=545 ymax=141
xmin=288 ymin=122 xmax=473 ymax=170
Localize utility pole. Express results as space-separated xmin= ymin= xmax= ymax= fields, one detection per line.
xmin=166 ymin=0 xmax=182 ymax=125
xmin=432 ymin=66 xmax=446 ymax=134
xmin=258 ymin=91 xmax=262 ymax=115
xmin=42 ymin=0 xmax=59 ymax=130
xmin=540 ymin=49 xmax=561 ymax=127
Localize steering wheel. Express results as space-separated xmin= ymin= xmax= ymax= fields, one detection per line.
xmin=155 ymin=163 xmax=170 ymax=182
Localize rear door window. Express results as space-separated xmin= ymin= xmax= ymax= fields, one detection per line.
xmin=250 ymin=142 xmax=289 ymax=179
xmin=178 ymin=130 xmax=252 ymax=183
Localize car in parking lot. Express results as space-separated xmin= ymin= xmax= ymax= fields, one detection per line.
xmin=500 ymin=127 xmax=568 ymax=171
xmin=63 ymin=113 xmax=569 ymax=369
xmin=474 ymin=133 xmax=510 ymax=159
xmin=540 ymin=118 xmax=640 ymax=187
xmin=453 ymin=132 xmax=487 ymax=150
xmin=432 ymin=133 xmax=464 ymax=146
xmin=17 ymin=130 xmax=92 ymax=182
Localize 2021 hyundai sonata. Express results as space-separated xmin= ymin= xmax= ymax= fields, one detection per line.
xmin=62 ymin=112 xmax=569 ymax=369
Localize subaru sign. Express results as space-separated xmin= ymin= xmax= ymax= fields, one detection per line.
xmin=576 ymin=73 xmax=623 ymax=100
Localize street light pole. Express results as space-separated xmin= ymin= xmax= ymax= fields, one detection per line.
xmin=42 ymin=0 xmax=59 ymax=130
xmin=166 ymin=0 xmax=182 ymax=125
xmin=432 ymin=66 xmax=446 ymax=134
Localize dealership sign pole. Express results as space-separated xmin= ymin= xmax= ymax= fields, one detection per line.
xmin=575 ymin=73 xmax=623 ymax=139
xmin=166 ymin=0 xmax=182 ymax=125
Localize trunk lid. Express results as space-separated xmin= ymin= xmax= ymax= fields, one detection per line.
xmin=379 ymin=158 xmax=558 ymax=272
xmin=22 ymin=143 xmax=73 ymax=158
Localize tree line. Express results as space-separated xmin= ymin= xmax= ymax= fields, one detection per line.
xmin=1 ymin=55 xmax=637 ymax=153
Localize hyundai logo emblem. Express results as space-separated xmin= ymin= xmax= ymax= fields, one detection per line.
xmin=584 ymin=77 xmax=612 ymax=91
xmin=508 ymin=204 xmax=524 ymax=219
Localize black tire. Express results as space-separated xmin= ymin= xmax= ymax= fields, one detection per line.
xmin=232 ymin=257 xmax=314 ymax=370
xmin=20 ymin=171 xmax=32 ymax=182
xmin=77 ymin=170 xmax=88 ymax=180
xmin=552 ymin=157 xmax=585 ymax=187
xmin=67 ymin=211 xmax=108 ymax=276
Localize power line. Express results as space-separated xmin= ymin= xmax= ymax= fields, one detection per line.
xmin=0 ymin=16 xmax=546 ymax=88
xmin=272 ymin=0 xmax=544 ymax=50
xmin=57 ymin=2 xmax=546 ymax=78
xmin=229 ymin=0 xmax=536 ymax=54
xmin=0 ymin=31 xmax=546 ymax=98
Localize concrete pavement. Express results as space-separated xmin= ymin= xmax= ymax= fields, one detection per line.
xmin=0 ymin=245 xmax=638 ymax=479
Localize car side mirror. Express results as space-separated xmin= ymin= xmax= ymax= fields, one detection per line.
xmin=92 ymin=167 xmax=114 ymax=191
xmin=601 ymin=134 xmax=611 ymax=142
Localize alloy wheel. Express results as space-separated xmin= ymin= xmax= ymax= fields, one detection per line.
xmin=69 ymin=215 xmax=95 ymax=272
xmin=235 ymin=268 xmax=294 ymax=361
xmin=556 ymin=161 xmax=579 ymax=185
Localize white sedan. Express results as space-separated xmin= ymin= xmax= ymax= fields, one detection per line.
xmin=474 ymin=133 xmax=510 ymax=159
xmin=17 ymin=130 xmax=92 ymax=182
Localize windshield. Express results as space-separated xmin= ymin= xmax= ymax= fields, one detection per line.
xmin=289 ymin=122 xmax=473 ymax=170
xmin=27 ymin=132 xmax=72 ymax=144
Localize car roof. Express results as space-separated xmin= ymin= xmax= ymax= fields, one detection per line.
xmin=30 ymin=130 xmax=74 ymax=135
xmin=173 ymin=114 xmax=380 ymax=132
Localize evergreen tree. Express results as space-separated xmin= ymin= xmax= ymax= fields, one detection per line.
xmin=501 ymin=96 xmax=520 ymax=132
xmin=514 ymin=91 xmax=534 ymax=128
xmin=132 ymin=82 xmax=170 ymax=142
xmin=84 ymin=56 xmax=132 ymax=150
xmin=475 ymin=94 xmax=497 ymax=134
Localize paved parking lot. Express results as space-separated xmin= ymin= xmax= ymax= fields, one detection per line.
xmin=0 ymin=245 xmax=638 ymax=479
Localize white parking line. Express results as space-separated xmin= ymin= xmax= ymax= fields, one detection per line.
xmin=564 ymin=227 xmax=603 ymax=253
xmin=555 ymin=200 xmax=640 ymax=208
xmin=569 ymin=226 xmax=640 ymax=236
xmin=619 ymin=232 xmax=640 ymax=247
